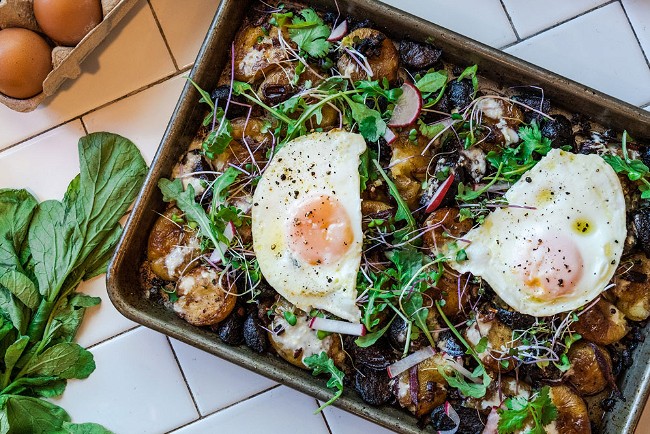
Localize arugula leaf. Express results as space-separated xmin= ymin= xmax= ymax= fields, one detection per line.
xmin=416 ymin=70 xmax=448 ymax=96
xmin=372 ymin=160 xmax=417 ymax=241
xmin=288 ymin=9 xmax=331 ymax=58
xmin=438 ymin=365 xmax=490 ymax=398
xmin=602 ymin=131 xmax=650 ymax=199
xmin=355 ymin=316 xmax=394 ymax=347
xmin=457 ymin=64 xmax=479 ymax=95
xmin=159 ymin=179 xmax=219 ymax=249
xmin=497 ymin=386 xmax=558 ymax=434
xmin=303 ymin=351 xmax=344 ymax=411
xmin=210 ymin=167 xmax=241 ymax=210
xmin=346 ymin=98 xmax=386 ymax=142
xmin=418 ymin=119 xmax=448 ymax=140
xmin=355 ymin=79 xmax=403 ymax=103
xmin=202 ymin=109 xmax=233 ymax=159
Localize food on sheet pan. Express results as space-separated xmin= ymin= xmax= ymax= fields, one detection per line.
xmin=140 ymin=2 xmax=650 ymax=432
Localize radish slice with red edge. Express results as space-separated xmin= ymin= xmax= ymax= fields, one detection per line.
xmin=387 ymin=346 xmax=435 ymax=378
xmin=327 ymin=20 xmax=348 ymax=41
xmin=208 ymin=222 xmax=236 ymax=263
xmin=308 ymin=316 xmax=366 ymax=336
xmin=425 ymin=173 xmax=455 ymax=213
xmin=481 ymin=408 xmax=499 ymax=434
xmin=437 ymin=402 xmax=460 ymax=434
xmin=383 ymin=127 xmax=397 ymax=145
xmin=388 ymin=82 xmax=422 ymax=128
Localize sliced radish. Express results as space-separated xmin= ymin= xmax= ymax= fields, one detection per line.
xmin=387 ymin=346 xmax=435 ymax=378
xmin=388 ymin=82 xmax=422 ymax=128
xmin=437 ymin=402 xmax=460 ymax=434
xmin=425 ymin=173 xmax=455 ymax=213
xmin=308 ymin=316 xmax=366 ymax=336
xmin=383 ymin=127 xmax=397 ymax=145
xmin=208 ymin=222 xmax=236 ymax=264
xmin=327 ymin=20 xmax=348 ymax=42
xmin=481 ymin=408 xmax=500 ymax=434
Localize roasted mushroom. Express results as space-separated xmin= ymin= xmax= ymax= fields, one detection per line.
xmin=393 ymin=353 xmax=449 ymax=416
xmin=465 ymin=308 xmax=517 ymax=373
xmin=398 ymin=40 xmax=442 ymax=71
xmin=422 ymin=207 xmax=474 ymax=256
xmin=548 ymin=385 xmax=591 ymax=434
xmin=611 ymin=253 xmax=650 ymax=321
xmin=475 ymin=97 xmax=524 ymax=145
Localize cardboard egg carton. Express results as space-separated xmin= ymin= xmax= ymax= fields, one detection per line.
xmin=0 ymin=0 xmax=139 ymax=112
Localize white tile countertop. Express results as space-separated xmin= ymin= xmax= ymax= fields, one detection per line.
xmin=1 ymin=0 xmax=649 ymax=433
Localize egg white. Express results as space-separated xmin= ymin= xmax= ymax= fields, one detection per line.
xmin=251 ymin=130 xmax=366 ymax=322
xmin=451 ymin=149 xmax=626 ymax=316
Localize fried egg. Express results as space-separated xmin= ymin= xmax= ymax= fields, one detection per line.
xmin=451 ymin=149 xmax=626 ymax=316
xmin=252 ymin=130 xmax=366 ymax=322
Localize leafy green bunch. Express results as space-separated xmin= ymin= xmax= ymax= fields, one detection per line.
xmin=497 ymin=386 xmax=558 ymax=434
xmin=602 ymin=131 xmax=650 ymax=199
xmin=0 ymin=133 xmax=147 ymax=433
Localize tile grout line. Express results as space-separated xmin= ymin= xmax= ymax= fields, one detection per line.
xmin=79 ymin=117 xmax=89 ymax=135
xmin=146 ymin=0 xmax=180 ymax=72
xmin=86 ymin=325 xmax=141 ymax=350
xmin=317 ymin=400 xmax=334 ymax=434
xmin=165 ymin=384 xmax=282 ymax=433
xmin=619 ymin=0 xmax=650 ymax=68
xmin=498 ymin=0 xmax=619 ymax=50
xmin=498 ymin=0 xmax=521 ymax=42
xmin=165 ymin=336 xmax=202 ymax=419
xmin=0 ymin=67 xmax=192 ymax=155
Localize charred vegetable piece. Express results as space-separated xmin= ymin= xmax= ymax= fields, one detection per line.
xmin=612 ymin=253 xmax=650 ymax=321
xmin=632 ymin=208 xmax=650 ymax=256
xmin=338 ymin=28 xmax=399 ymax=83
xmin=211 ymin=85 xmax=249 ymax=118
xmin=399 ymin=40 xmax=442 ymax=71
xmin=244 ymin=311 xmax=269 ymax=353
xmin=549 ymin=385 xmax=591 ymax=434
xmin=512 ymin=90 xmax=551 ymax=125
xmin=541 ymin=114 xmax=574 ymax=149
xmin=217 ymin=305 xmax=246 ymax=345
xmin=354 ymin=365 xmax=392 ymax=405
xmin=447 ymin=79 xmax=473 ymax=111
xmin=422 ymin=207 xmax=474 ymax=256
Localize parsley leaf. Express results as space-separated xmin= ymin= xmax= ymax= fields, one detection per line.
xmin=288 ymin=9 xmax=332 ymax=58
xmin=355 ymin=79 xmax=403 ymax=103
xmin=497 ymin=386 xmax=558 ymax=434
xmin=303 ymin=351 xmax=344 ymax=411
xmin=372 ymin=160 xmax=416 ymax=240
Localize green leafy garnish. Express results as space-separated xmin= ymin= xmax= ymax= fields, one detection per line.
xmin=303 ymin=351 xmax=344 ymax=411
xmin=602 ymin=131 xmax=650 ymax=199
xmin=457 ymin=64 xmax=479 ymax=96
xmin=345 ymin=96 xmax=387 ymax=142
xmin=0 ymin=133 xmax=146 ymax=433
xmin=372 ymin=160 xmax=416 ymax=241
xmin=438 ymin=364 xmax=490 ymax=398
xmin=415 ymin=70 xmax=448 ymax=97
xmin=497 ymin=386 xmax=558 ymax=434
xmin=283 ymin=311 xmax=297 ymax=326
xmin=288 ymin=9 xmax=332 ymax=58
xmin=485 ymin=121 xmax=552 ymax=182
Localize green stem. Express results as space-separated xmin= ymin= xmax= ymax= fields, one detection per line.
xmin=435 ymin=300 xmax=484 ymax=367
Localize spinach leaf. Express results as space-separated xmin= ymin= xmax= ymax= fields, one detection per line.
xmin=23 ymin=343 xmax=95 ymax=380
xmin=62 ymin=421 xmax=114 ymax=434
xmin=4 ymin=395 xmax=71 ymax=434
xmin=0 ymin=271 xmax=39 ymax=310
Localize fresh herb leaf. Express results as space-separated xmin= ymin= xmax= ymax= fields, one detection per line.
xmin=346 ymin=98 xmax=386 ymax=142
xmin=355 ymin=316 xmax=394 ymax=347
xmin=372 ymin=160 xmax=417 ymax=241
xmin=457 ymin=65 xmax=479 ymax=95
xmin=202 ymin=108 xmax=233 ymax=159
xmin=288 ymin=9 xmax=331 ymax=58
xmin=438 ymin=364 xmax=490 ymax=398
xmin=355 ymin=79 xmax=403 ymax=103
xmin=602 ymin=131 xmax=650 ymax=199
xmin=415 ymin=70 xmax=448 ymax=96
xmin=303 ymin=351 xmax=344 ymax=411
xmin=497 ymin=386 xmax=558 ymax=434
xmin=210 ymin=167 xmax=241 ymax=210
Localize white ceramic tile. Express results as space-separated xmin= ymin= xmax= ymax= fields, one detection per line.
xmin=379 ymin=0 xmax=517 ymax=48
xmin=505 ymin=3 xmax=650 ymax=106
xmin=322 ymin=403 xmax=397 ymax=434
xmin=83 ymin=73 xmax=187 ymax=165
xmin=75 ymin=274 xmax=137 ymax=348
xmin=0 ymin=120 xmax=85 ymax=200
xmin=170 ymin=339 xmax=277 ymax=415
xmin=623 ymin=0 xmax=650 ymax=63
xmin=150 ymin=0 xmax=220 ymax=68
xmin=0 ymin=1 xmax=175 ymax=149
xmin=501 ymin=0 xmax=609 ymax=38
xmin=52 ymin=328 xmax=199 ymax=433
xmin=172 ymin=386 xmax=328 ymax=434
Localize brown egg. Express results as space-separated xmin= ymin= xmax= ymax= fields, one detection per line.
xmin=0 ymin=28 xmax=53 ymax=99
xmin=34 ymin=0 xmax=103 ymax=46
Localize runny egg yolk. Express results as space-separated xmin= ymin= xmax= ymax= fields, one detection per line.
xmin=517 ymin=231 xmax=584 ymax=301
xmin=286 ymin=195 xmax=354 ymax=266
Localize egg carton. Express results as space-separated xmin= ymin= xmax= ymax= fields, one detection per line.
xmin=0 ymin=0 xmax=139 ymax=112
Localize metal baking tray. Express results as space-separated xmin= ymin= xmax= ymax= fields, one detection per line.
xmin=106 ymin=1 xmax=650 ymax=432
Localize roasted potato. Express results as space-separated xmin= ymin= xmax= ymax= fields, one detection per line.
xmin=548 ymin=385 xmax=591 ymax=434
xmin=465 ymin=308 xmax=517 ymax=373
xmin=572 ymin=299 xmax=629 ymax=346
xmin=338 ymin=28 xmax=399 ymax=83
xmin=394 ymin=353 xmax=449 ymax=417
xmin=475 ymin=97 xmax=524 ymax=146
xmin=268 ymin=300 xmax=344 ymax=369
xmin=147 ymin=208 xmax=201 ymax=281
xmin=426 ymin=269 xmax=474 ymax=320
xmin=233 ymin=25 xmax=289 ymax=82
xmin=257 ymin=65 xmax=321 ymax=105
xmin=213 ymin=117 xmax=272 ymax=172
xmin=611 ymin=253 xmax=650 ymax=321
xmin=565 ymin=341 xmax=613 ymax=396
xmin=172 ymin=266 xmax=237 ymax=326
xmin=389 ymin=135 xmax=432 ymax=209
xmin=422 ymin=207 xmax=474 ymax=256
